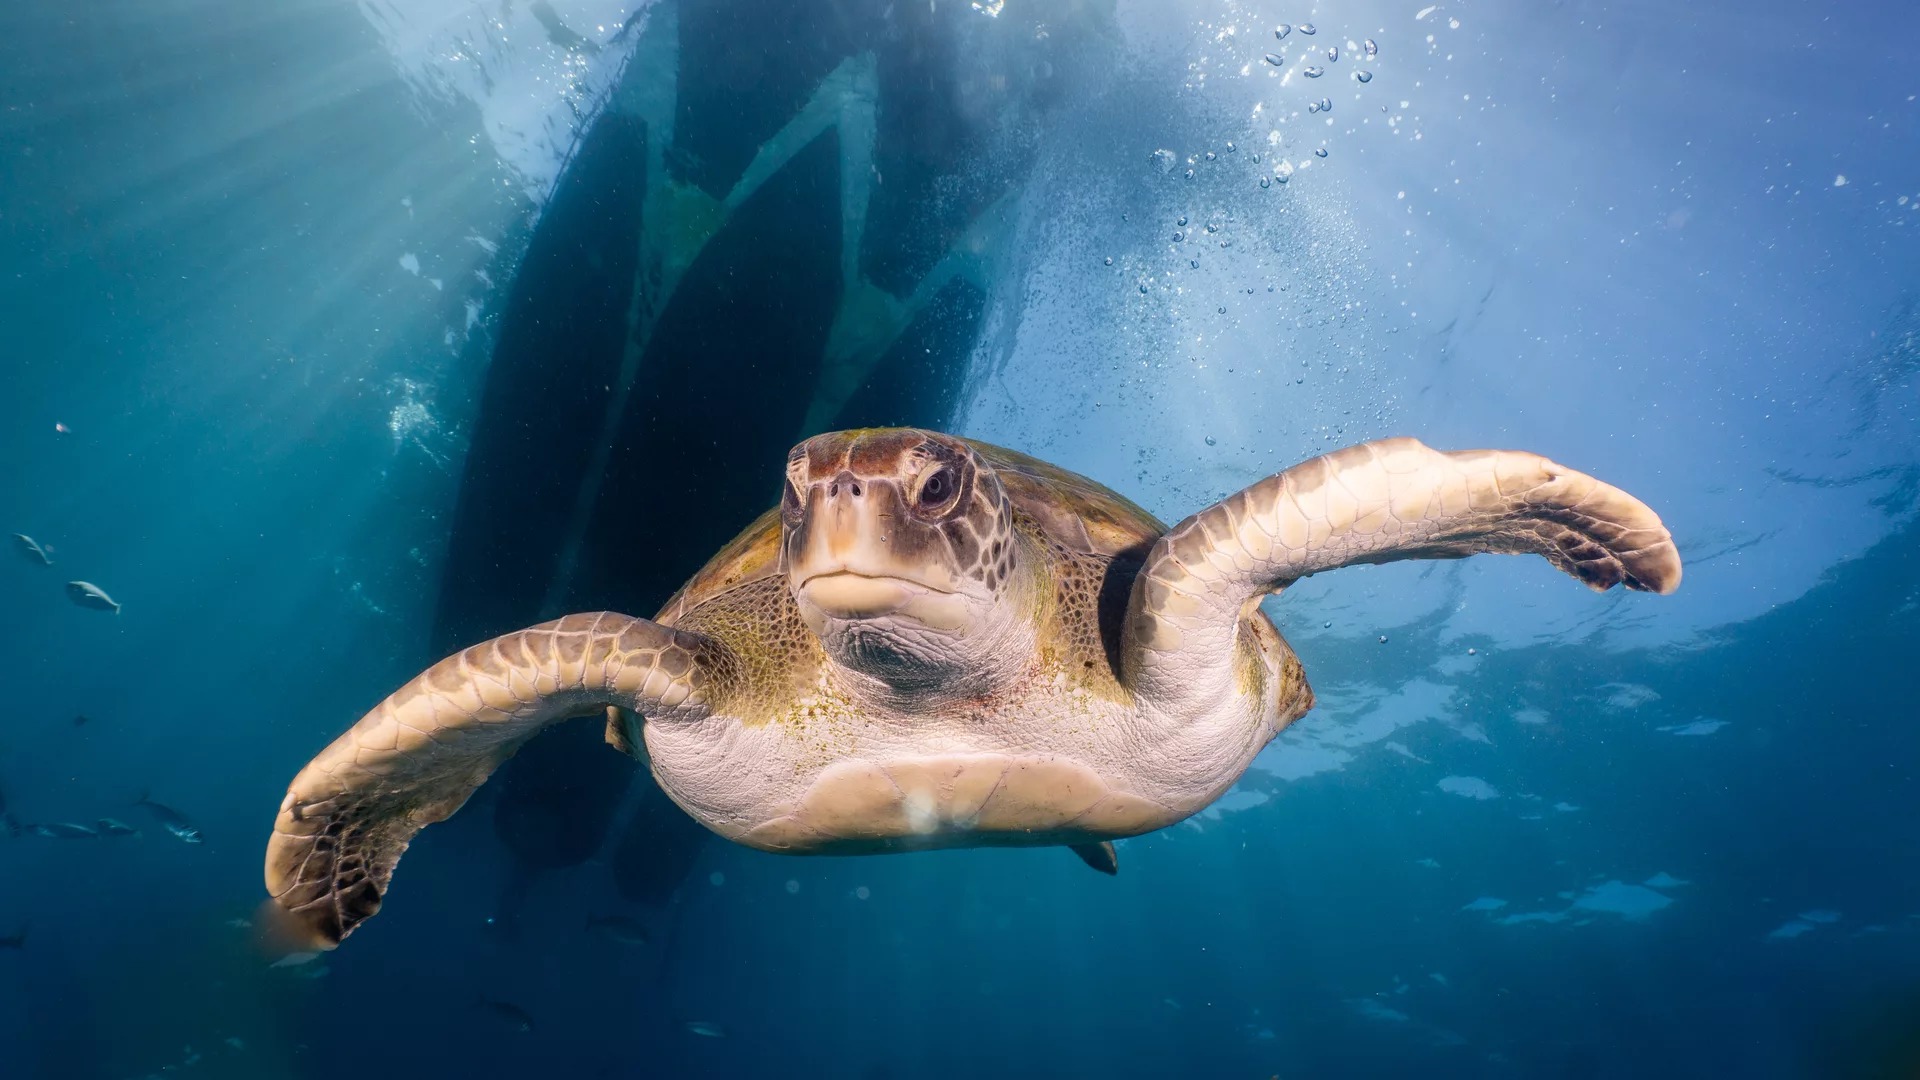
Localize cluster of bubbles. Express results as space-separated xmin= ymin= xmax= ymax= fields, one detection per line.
xmin=1259 ymin=23 xmax=1382 ymax=178
xmin=1145 ymin=20 xmax=1390 ymax=219
xmin=964 ymin=11 xmax=1406 ymax=508
xmin=1269 ymin=25 xmax=1375 ymax=82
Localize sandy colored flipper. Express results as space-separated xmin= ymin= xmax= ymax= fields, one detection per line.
xmin=1125 ymin=437 xmax=1681 ymax=710
xmin=263 ymin=612 xmax=718 ymax=949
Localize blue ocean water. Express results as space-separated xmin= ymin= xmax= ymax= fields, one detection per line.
xmin=1 ymin=1 xmax=1916 ymax=1077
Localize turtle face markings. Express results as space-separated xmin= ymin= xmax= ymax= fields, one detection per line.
xmin=782 ymin=429 xmax=1030 ymax=705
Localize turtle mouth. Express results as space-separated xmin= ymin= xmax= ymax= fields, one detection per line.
xmin=799 ymin=572 xmax=948 ymax=614
xmin=797 ymin=572 xmax=967 ymax=631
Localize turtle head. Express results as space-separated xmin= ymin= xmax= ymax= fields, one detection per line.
xmin=782 ymin=428 xmax=1030 ymax=701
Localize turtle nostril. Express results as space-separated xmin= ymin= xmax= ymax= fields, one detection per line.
xmin=829 ymin=471 xmax=864 ymax=499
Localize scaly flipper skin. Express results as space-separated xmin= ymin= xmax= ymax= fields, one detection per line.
xmin=263 ymin=613 xmax=719 ymax=948
xmin=1123 ymin=438 xmax=1681 ymax=714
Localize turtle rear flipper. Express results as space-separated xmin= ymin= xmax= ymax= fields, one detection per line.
xmin=264 ymin=613 xmax=722 ymax=949
xmin=1124 ymin=438 xmax=1681 ymax=715
xmin=1069 ymin=841 xmax=1118 ymax=875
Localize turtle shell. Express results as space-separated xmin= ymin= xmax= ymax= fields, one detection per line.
xmin=654 ymin=437 xmax=1165 ymax=624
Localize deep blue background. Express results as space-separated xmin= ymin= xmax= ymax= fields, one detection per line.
xmin=1 ymin=1 xmax=1916 ymax=1077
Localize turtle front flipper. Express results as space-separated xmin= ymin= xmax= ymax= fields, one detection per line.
xmin=263 ymin=612 xmax=722 ymax=949
xmin=1123 ymin=438 xmax=1680 ymax=714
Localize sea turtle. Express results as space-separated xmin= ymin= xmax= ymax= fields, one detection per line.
xmin=265 ymin=429 xmax=1680 ymax=948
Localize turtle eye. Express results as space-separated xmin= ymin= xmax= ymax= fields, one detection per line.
xmin=918 ymin=468 xmax=956 ymax=509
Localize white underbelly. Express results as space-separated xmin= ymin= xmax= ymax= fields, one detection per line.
xmin=641 ymin=699 xmax=1273 ymax=854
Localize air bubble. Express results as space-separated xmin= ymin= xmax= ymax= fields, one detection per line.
xmin=1173 ymin=231 xmax=1184 ymax=242
xmin=1205 ymin=436 xmax=1217 ymax=446
xmin=1274 ymin=23 xmax=1291 ymax=39
xmin=1355 ymin=70 xmax=1373 ymax=83
xmin=1177 ymin=215 xmax=1189 ymax=226
xmin=1364 ymin=38 xmax=1378 ymax=56
xmin=1315 ymin=147 xmax=1328 ymax=158
xmin=1308 ymin=101 xmax=1321 ymax=114
xmin=1217 ymin=306 xmax=1226 ymax=314
xmin=1259 ymin=176 xmax=1272 ymax=189
xmin=1204 ymin=150 xmax=1216 ymax=161
xmin=1265 ymin=52 xmax=1284 ymax=66
xmin=1304 ymin=66 xmax=1324 ymax=77
xmin=1378 ymin=635 xmax=1388 ymax=644
xmin=1299 ymin=23 xmax=1316 ymax=35
xmin=1104 ymin=256 xmax=1113 ymax=266
xmin=1328 ymin=46 xmax=1339 ymax=61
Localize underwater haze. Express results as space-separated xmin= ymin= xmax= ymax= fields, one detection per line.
xmin=2 ymin=0 xmax=1918 ymax=1077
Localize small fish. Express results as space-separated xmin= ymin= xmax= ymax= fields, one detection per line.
xmin=0 ymin=925 xmax=25 ymax=950
xmin=683 ymin=1020 xmax=728 ymax=1038
xmin=477 ymin=998 xmax=535 ymax=1033
xmin=10 ymin=534 xmax=51 ymax=566
xmin=135 ymin=794 xmax=203 ymax=843
xmin=586 ymin=914 xmax=651 ymax=946
xmin=65 ymin=581 xmax=121 ymax=614
xmin=95 ymin=818 xmax=140 ymax=837
xmin=32 ymin=822 xmax=99 ymax=839
xmin=269 ymin=951 xmax=321 ymax=969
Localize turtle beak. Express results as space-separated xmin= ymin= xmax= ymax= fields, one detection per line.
xmin=812 ymin=471 xmax=879 ymax=566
